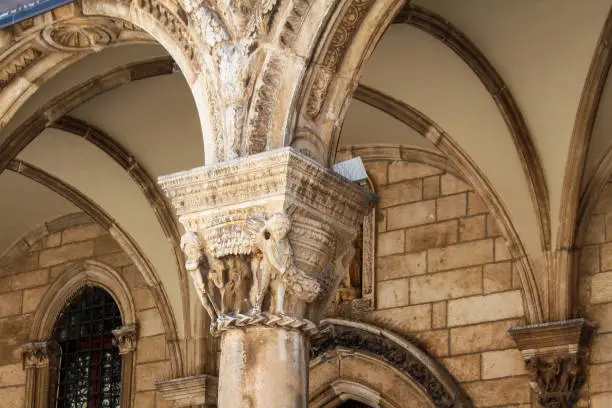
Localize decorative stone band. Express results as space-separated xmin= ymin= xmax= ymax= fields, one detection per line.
xmin=22 ymin=341 xmax=61 ymax=369
xmin=154 ymin=374 xmax=219 ymax=407
xmin=508 ymin=319 xmax=596 ymax=408
xmin=212 ymin=312 xmax=318 ymax=337
xmin=112 ymin=324 xmax=138 ymax=355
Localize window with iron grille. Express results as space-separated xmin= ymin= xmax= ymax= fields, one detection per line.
xmin=53 ymin=286 xmax=122 ymax=408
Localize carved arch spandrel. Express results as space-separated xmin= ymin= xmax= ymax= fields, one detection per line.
xmin=7 ymin=160 xmax=185 ymax=378
xmin=347 ymin=86 xmax=544 ymax=324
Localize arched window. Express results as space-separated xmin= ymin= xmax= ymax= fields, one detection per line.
xmin=53 ymin=286 xmax=123 ymax=408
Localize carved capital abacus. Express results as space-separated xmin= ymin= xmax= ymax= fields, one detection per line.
xmin=159 ymin=148 xmax=375 ymax=336
xmin=112 ymin=324 xmax=138 ymax=355
xmin=508 ymin=318 xmax=596 ymax=408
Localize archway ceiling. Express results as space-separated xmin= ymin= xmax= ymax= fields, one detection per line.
xmin=1 ymin=0 xmax=612 ymax=330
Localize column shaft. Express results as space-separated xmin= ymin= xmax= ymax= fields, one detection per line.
xmin=218 ymin=327 xmax=308 ymax=408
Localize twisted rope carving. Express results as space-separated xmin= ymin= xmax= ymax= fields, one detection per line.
xmin=211 ymin=312 xmax=318 ymax=336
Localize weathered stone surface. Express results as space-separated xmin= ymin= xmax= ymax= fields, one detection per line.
xmin=591 ymin=333 xmax=612 ymax=363
xmin=379 ymin=179 xmax=422 ymax=208
xmin=483 ymin=262 xmax=512 ymax=294
xmin=494 ymin=237 xmax=511 ymax=262
xmin=463 ymin=377 xmax=531 ymax=406
xmin=365 ymin=161 xmax=388 ymax=186
xmin=428 ymin=239 xmax=494 ymax=272
xmin=481 ymin=348 xmax=527 ymax=379
xmin=377 ymin=230 xmax=404 ymax=257
xmin=137 ymin=308 xmax=165 ymax=338
xmin=459 ymin=215 xmax=486 ymax=242
xmin=467 ymin=191 xmax=488 ymax=215
xmin=591 ymin=363 xmax=612 ymax=393
xmin=368 ymin=304 xmax=432 ymax=334
xmin=422 ymin=175 xmax=440 ymax=199
xmin=0 ymin=363 xmax=26 ymax=387
xmin=580 ymin=245 xmax=600 ymax=275
xmin=61 ymin=223 xmax=104 ymax=244
xmin=432 ymin=301 xmax=447 ymax=329
xmin=450 ymin=319 xmax=522 ymax=355
xmin=0 ymin=292 xmax=22 ymax=317
xmin=133 ymin=287 xmax=156 ymax=311
xmin=376 ymin=252 xmax=426 ymax=281
xmin=440 ymin=174 xmax=470 ymax=196
xmin=12 ymin=268 xmax=48 ymax=290
xmin=414 ymin=329 xmax=449 ymax=357
xmin=136 ymin=361 xmax=171 ymax=391
xmin=388 ymin=162 xmax=441 ymax=183
xmin=376 ymin=279 xmax=409 ymax=309
xmin=137 ymin=335 xmax=167 ymax=363
xmin=437 ymin=193 xmax=467 ymax=221
xmin=0 ymin=386 xmax=25 ymax=408
xmin=410 ymin=266 xmax=482 ymax=304
xmin=94 ymin=234 xmax=122 ymax=256
xmin=39 ymin=241 xmax=94 ymax=267
xmin=404 ymin=220 xmax=457 ymax=253
xmin=387 ymin=199 xmax=435 ymax=230
xmin=447 ymin=291 xmax=523 ymax=326
xmin=441 ymin=354 xmax=480 ymax=382
xmin=22 ymin=285 xmax=48 ymax=314
xmin=591 ymin=271 xmax=612 ymax=304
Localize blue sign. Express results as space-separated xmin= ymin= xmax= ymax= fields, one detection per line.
xmin=0 ymin=0 xmax=74 ymax=29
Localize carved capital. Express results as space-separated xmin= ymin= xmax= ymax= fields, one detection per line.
xmin=159 ymin=148 xmax=374 ymax=334
xmin=112 ymin=324 xmax=138 ymax=355
xmin=22 ymin=341 xmax=61 ymax=369
xmin=508 ymin=318 xmax=596 ymax=408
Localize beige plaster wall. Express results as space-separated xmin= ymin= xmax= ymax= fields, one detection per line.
xmin=578 ymin=181 xmax=612 ymax=407
xmin=360 ymin=159 xmax=533 ymax=407
xmin=0 ymin=213 xmax=173 ymax=408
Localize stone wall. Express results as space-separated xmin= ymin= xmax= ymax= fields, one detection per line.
xmin=578 ymin=180 xmax=612 ymax=408
xmin=361 ymin=159 xmax=533 ymax=407
xmin=0 ymin=213 xmax=173 ymax=408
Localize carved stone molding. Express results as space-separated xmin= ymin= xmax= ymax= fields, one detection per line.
xmin=155 ymin=375 xmax=219 ymax=407
xmin=22 ymin=341 xmax=61 ymax=369
xmin=508 ymin=318 xmax=596 ymax=407
xmin=41 ymin=18 xmax=120 ymax=51
xmin=112 ymin=324 xmax=138 ymax=355
xmin=159 ymin=148 xmax=375 ymax=334
xmin=311 ymin=319 xmax=472 ymax=408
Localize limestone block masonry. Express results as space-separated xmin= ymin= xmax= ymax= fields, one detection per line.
xmin=159 ymin=147 xmax=375 ymax=407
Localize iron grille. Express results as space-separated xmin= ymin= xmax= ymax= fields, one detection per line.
xmin=53 ymin=286 xmax=122 ymax=408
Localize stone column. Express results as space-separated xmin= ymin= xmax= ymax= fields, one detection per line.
xmin=159 ymin=148 xmax=374 ymax=407
xmin=22 ymin=341 xmax=61 ymax=408
xmin=508 ymin=318 xmax=595 ymax=408
xmin=112 ymin=324 xmax=138 ymax=408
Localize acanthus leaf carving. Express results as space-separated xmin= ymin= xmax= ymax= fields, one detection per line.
xmin=112 ymin=324 xmax=138 ymax=355
xmin=526 ymin=355 xmax=585 ymax=408
xmin=22 ymin=341 xmax=61 ymax=369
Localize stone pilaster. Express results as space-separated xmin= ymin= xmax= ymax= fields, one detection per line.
xmin=22 ymin=341 xmax=61 ymax=408
xmin=112 ymin=324 xmax=137 ymax=408
xmin=159 ymin=147 xmax=374 ymax=407
xmin=508 ymin=318 xmax=596 ymax=408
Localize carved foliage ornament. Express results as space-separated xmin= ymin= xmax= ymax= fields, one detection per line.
xmin=181 ymin=211 xmax=339 ymax=336
xmin=112 ymin=324 xmax=138 ymax=355
xmin=22 ymin=341 xmax=61 ymax=369
xmin=526 ymin=356 xmax=584 ymax=408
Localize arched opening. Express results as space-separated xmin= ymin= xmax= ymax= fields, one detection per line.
xmin=53 ymin=286 xmax=123 ymax=408
xmin=339 ymin=401 xmax=372 ymax=408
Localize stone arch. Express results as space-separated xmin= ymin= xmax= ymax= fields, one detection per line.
xmin=310 ymin=319 xmax=472 ymax=408
xmin=0 ymin=0 xmax=222 ymax=162
xmin=30 ymin=260 xmax=135 ymax=340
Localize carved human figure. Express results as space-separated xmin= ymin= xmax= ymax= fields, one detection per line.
xmin=247 ymin=212 xmax=322 ymax=314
